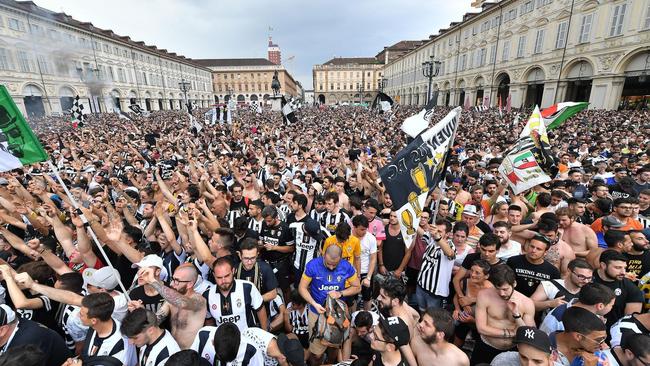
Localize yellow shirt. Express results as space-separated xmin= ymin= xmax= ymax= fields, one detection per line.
xmin=323 ymin=235 xmax=361 ymax=268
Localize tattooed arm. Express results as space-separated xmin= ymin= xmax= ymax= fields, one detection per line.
xmin=156 ymin=302 xmax=171 ymax=323
xmin=148 ymin=278 xmax=204 ymax=311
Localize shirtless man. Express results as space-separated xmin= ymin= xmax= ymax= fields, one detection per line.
xmin=410 ymin=308 xmax=469 ymax=366
xmin=557 ymin=208 xmax=597 ymax=258
xmin=472 ymin=265 xmax=535 ymax=365
xmin=141 ymin=265 xmax=206 ymax=349
xmin=537 ymin=220 xmax=576 ymax=276
xmin=376 ymin=277 xmax=419 ymax=366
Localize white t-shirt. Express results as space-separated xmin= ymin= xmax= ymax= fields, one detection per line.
xmin=112 ymin=292 xmax=128 ymax=322
xmin=497 ymin=240 xmax=522 ymax=260
xmin=358 ymin=232 xmax=378 ymax=274
xmin=540 ymin=279 xmax=568 ymax=300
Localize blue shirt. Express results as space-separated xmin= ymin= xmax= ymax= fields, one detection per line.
xmin=303 ymin=257 xmax=357 ymax=313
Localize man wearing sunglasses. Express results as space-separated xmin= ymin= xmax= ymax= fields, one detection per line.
xmin=368 ymin=316 xmax=410 ymax=366
xmin=550 ymin=307 xmax=609 ymax=366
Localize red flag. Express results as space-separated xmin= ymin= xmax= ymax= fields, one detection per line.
xmin=506 ymin=93 xmax=512 ymax=113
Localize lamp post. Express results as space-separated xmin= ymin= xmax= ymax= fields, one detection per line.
xmin=357 ymin=82 xmax=364 ymax=105
xmin=422 ymin=55 xmax=441 ymax=105
xmin=179 ymin=78 xmax=191 ymax=111
xmin=379 ymin=78 xmax=388 ymax=92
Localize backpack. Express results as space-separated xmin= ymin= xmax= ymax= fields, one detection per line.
xmin=311 ymin=295 xmax=351 ymax=348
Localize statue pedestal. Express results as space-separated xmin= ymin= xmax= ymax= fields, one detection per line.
xmin=270 ymin=95 xmax=283 ymax=112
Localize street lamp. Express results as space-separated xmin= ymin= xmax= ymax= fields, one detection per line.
xmin=422 ymin=55 xmax=441 ymax=104
xmin=379 ymin=78 xmax=388 ymax=92
xmin=357 ymin=82 xmax=364 ymax=105
xmin=179 ymin=78 xmax=191 ymax=111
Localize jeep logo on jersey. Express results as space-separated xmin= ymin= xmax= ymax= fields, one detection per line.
xmin=318 ymin=285 xmax=340 ymax=291
xmin=218 ymin=315 xmax=242 ymax=324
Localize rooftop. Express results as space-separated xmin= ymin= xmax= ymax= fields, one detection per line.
xmin=322 ymin=57 xmax=382 ymax=66
xmin=193 ymin=58 xmax=278 ymax=67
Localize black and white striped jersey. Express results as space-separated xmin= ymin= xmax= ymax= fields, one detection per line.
xmin=288 ymin=219 xmax=321 ymax=273
xmin=191 ymin=326 xmax=272 ymax=366
xmin=248 ymin=217 xmax=264 ymax=234
xmin=202 ymin=279 xmax=264 ymax=332
xmin=80 ymin=319 xmax=136 ymax=366
xmin=162 ymin=249 xmax=187 ymax=282
xmin=287 ymin=303 xmax=309 ymax=336
xmin=320 ymin=210 xmax=350 ymax=236
xmin=269 ymin=293 xmax=284 ymax=322
xmin=417 ymin=235 xmax=456 ymax=297
xmin=56 ymin=303 xmax=88 ymax=351
xmin=610 ymin=314 xmax=650 ymax=348
xmin=137 ymin=330 xmax=180 ymax=366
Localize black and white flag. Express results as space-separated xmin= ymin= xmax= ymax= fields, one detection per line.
xmin=473 ymin=105 xmax=488 ymax=113
xmin=70 ymin=95 xmax=84 ymax=127
xmin=400 ymin=97 xmax=435 ymax=138
xmin=281 ymin=96 xmax=300 ymax=124
xmin=128 ymin=104 xmax=143 ymax=116
xmin=371 ymin=92 xmax=394 ymax=113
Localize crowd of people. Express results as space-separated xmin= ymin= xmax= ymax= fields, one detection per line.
xmin=0 ymin=102 xmax=648 ymax=366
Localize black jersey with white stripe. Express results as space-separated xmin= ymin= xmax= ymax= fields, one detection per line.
xmin=138 ymin=330 xmax=180 ymax=366
xmin=288 ymin=303 xmax=309 ymax=336
xmin=610 ymin=314 xmax=650 ymax=348
xmin=56 ymin=303 xmax=88 ymax=351
xmin=81 ymin=319 xmax=136 ymax=365
xmin=162 ymin=249 xmax=186 ymax=281
xmin=248 ymin=217 xmax=264 ymax=234
xmin=259 ymin=221 xmax=294 ymax=262
xmin=191 ymin=326 xmax=269 ymax=366
xmin=202 ymin=279 xmax=264 ymax=332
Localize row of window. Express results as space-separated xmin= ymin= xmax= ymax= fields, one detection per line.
xmin=315 ymin=71 xmax=379 ymax=79
xmin=216 ymin=83 xmax=271 ymax=93
xmin=0 ymin=47 xmax=208 ymax=91
xmin=216 ymin=73 xmax=276 ymax=80
xmin=317 ymin=82 xmax=378 ymax=92
xmin=0 ymin=14 xmax=211 ymax=81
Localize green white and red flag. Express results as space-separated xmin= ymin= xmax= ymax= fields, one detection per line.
xmin=541 ymin=102 xmax=588 ymax=130
xmin=0 ymin=85 xmax=49 ymax=172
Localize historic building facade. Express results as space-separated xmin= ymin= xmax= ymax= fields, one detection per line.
xmin=0 ymin=0 xmax=214 ymax=118
xmin=194 ymin=58 xmax=300 ymax=104
xmin=312 ymin=57 xmax=384 ymax=105
xmin=382 ymin=0 xmax=650 ymax=110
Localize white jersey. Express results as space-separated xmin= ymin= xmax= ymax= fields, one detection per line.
xmin=248 ymin=217 xmax=264 ymax=234
xmin=358 ymin=231 xmax=378 ymax=274
xmin=417 ymin=234 xmax=456 ymax=297
xmin=138 ymin=330 xmax=180 ymax=366
xmin=202 ymin=279 xmax=264 ymax=332
xmin=320 ymin=210 xmax=350 ymax=236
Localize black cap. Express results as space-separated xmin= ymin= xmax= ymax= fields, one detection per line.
xmin=514 ymin=326 xmax=551 ymax=354
xmin=378 ymin=316 xmax=410 ymax=347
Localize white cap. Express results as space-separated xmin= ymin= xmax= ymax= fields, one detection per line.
xmin=0 ymin=304 xmax=16 ymax=325
xmin=83 ymin=267 xmax=120 ymax=290
xmin=132 ymin=254 xmax=168 ymax=281
xmin=462 ymin=204 xmax=480 ymax=217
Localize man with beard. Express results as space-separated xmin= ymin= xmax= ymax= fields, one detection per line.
xmin=624 ymin=230 xmax=650 ymax=281
xmin=228 ymin=182 xmax=249 ymax=227
xmin=247 ymin=199 xmax=265 ymax=235
xmin=536 ymin=218 xmax=576 ymax=276
xmin=593 ymin=250 xmax=643 ymax=329
xmin=530 ymin=258 xmax=594 ymax=313
xmin=493 ymin=221 xmax=522 ymax=260
xmin=141 ymin=264 xmax=206 ymax=349
xmin=202 ymin=257 xmax=267 ymax=332
xmin=507 ymin=234 xmax=561 ymax=297
xmin=557 ymin=207 xmax=598 ymax=258
xmin=472 ymin=265 xmax=535 ymax=365
xmin=375 ymin=278 xmax=418 ymax=366
xmin=410 ymin=308 xmax=469 ymax=366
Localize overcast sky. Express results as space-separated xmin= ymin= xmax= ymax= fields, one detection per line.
xmin=34 ymin=0 xmax=474 ymax=88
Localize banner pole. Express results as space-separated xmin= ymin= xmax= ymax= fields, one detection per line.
xmin=431 ymin=108 xmax=462 ymax=225
xmin=47 ymin=161 xmax=131 ymax=300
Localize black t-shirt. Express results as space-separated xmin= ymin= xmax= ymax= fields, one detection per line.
xmin=461 ymin=252 xmax=504 ymax=270
xmin=506 ymin=255 xmax=561 ymax=297
xmin=2 ymin=318 xmax=71 ymax=366
xmin=372 ymin=351 xmax=408 ymax=366
xmin=12 ymin=292 xmax=60 ymax=332
xmin=234 ymin=229 xmax=260 ymax=252
xmin=625 ymin=251 xmax=650 ymax=281
xmin=383 ymin=226 xmax=405 ymax=272
xmin=128 ymin=285 xmax=165 ymax=313
xmin=593 ymin=271 xmax=645 ymax=328
xmin=230 ymin=198 xmax=249 ymax=218
xmin=236 ymin=260 xmax=279 ymax=295
xmin=260 ymin=221 xmax=295 ymax=262
xmin=101 ymin=246 xmax=138 ymax=286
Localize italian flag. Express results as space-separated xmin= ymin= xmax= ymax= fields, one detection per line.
xmin=0 ymin=85 xmax=48 ymax=172
xmin=541 ymin=102 xmax=589 ymax=130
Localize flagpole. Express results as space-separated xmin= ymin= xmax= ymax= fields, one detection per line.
xmin=431 ymin=112 xmax=461 ymax=225
xmin=47 ymin=161 xmax=131 ymax=300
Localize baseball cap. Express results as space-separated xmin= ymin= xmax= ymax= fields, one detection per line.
xmin=277 ymin=333 xmax=305 ymax=366
xmin=132 ymin=254 xmax=168 ymax=281
xmin=0 ymin=304 xmax=16 ymax=326
xmin=514 ymin=326 xmax=551 ymax=354
xmin=602 ymin=215 xmax=625 ymax=228
xmin=462 ymin=205 xmax=480 ymax=217
xmin=83 ymin=267 xmax=121 ymax=290
xmin=378 ymin=316 xmax=410 ymax=347
xmin=311 ymin=182 xmax=323 ymax=194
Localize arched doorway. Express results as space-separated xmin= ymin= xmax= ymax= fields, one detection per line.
xmin=128 ymin=91 xmax=137 ymax=105
xmin=110 ymin=90 xmax=121 ymax=111
xmin=457 ymin=80 xmax=466 ymax=106
xmin=475 ymin=77 xmax=485 ymax=105
xmin=565 ymin=60 xmax=593 ymax=102
xmin=144 ymin=92 xmax=152 ymax=111
xmin=496 ymin=73 xmax=511 ymax=106
xmin=525 ymin=67 xmax=545 ymax=108
xmin=224 ymin=95 xmax=231 ymax=102
xmin=214 ymin=95 xmax=219 ymax=104
xmin=157 ymin=92 xmax=164 ymax=110
xmin=619 ymin=51 xmax=650 ymax=109
xmin=59 ymin=86 xmax=76 ymax=112
xmin=318 ymin=94 xmax=325 ymax=104
xmin=237 ymin=94 xmax=245 ymax=103
xmin=22 ymin=84 xmax=45 ymax=118
xmin=250 ymin=95 xmax=259 ymax=102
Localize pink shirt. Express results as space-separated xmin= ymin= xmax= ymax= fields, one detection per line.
xmin=369 ymin=218 xmax=386 ymax=241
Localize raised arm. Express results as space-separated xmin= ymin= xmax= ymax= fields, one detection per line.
xmin=142 ymin=268 xmax=204 ymax=311
xmin=17 ymin=272 xmax=83 ymax=306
